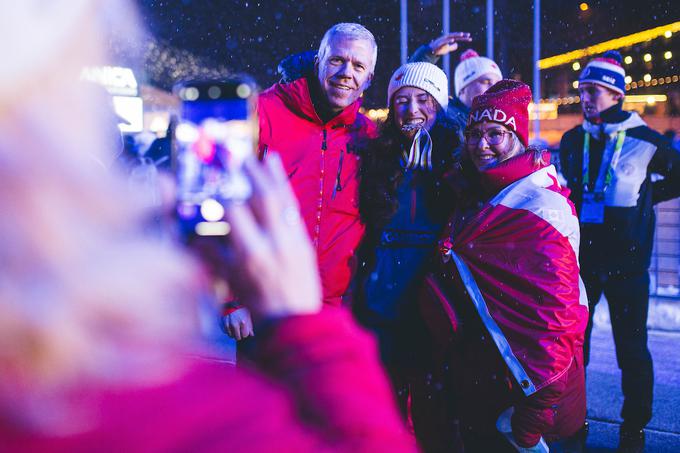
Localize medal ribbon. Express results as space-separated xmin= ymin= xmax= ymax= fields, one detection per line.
xmin=401 ymin=127 xmax=433 ymax=171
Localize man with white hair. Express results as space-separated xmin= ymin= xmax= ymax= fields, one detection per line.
xmin=223 ymin=23 xmax=378 ymax=338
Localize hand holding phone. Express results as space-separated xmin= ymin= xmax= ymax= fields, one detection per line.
xmin=174 ymin=77 xmax=258 ymax=237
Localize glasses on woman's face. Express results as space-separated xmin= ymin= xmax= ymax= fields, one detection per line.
xmin=464 ymin=128 xmax=511 ymax=146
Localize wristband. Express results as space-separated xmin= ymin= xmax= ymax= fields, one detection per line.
xmin=221 ymin=300 xmax=243 ymax=316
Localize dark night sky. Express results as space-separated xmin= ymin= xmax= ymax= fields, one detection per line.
xmin=133 ymin=0 xmax=679 ymax=107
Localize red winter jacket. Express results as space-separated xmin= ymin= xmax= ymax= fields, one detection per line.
xmin=257 ymin=78 xmax=376 ymax=307
xmin=1 ymin=310 xmax=416 ymax=453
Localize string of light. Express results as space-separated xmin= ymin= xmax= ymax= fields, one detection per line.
xmin=539 ymin=22 xmax=679 ymax=69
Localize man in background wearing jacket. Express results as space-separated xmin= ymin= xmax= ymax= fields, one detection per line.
xmin=559 ymin=50 xmax=680 ymax=453
xmin=224 ymin=23 xmax=377 ymax=338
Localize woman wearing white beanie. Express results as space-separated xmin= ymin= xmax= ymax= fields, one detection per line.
xmin=354 ymin=62 xmax=462 ymax=451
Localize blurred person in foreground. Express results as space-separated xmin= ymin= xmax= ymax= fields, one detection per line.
xmin=0 ymin=2 xmax=416 ymax=451
xmin=421 ymin=80 xmax=589 ymax=452
xmin=559 ymin=50 xmax=680 ymax=452
xmin=223 ymin=22 xmax=378 ymax=340
xmin=355 ymin=62 xmax=460 ymax=451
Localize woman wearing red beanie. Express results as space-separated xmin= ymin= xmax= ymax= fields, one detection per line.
xmin=421 ymin=80 xmax=589 ymax=452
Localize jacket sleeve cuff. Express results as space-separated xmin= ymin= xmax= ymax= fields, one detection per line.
xmin=220 ymin=301 xmax=244 ymax=316
xmin=408 ymin=44 xmax=440 ymax=64
xmin=511 ymin=373 xmax=568 ymax=446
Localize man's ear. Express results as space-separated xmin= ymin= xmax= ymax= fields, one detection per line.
xmin=608 ymin=87 xmax=623 ymax=103
xmin=364 ymin=72 xmax=374 ymax=90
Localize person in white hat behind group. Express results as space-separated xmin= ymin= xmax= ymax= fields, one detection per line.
xmin=354 ymin=61 xmax=462 ymax=451
xmin=410 ymin=34 xmax=503 ymax=141
xmin=453 ymin=49 xmax=503 ymax=109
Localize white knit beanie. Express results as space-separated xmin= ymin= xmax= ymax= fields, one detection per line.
xmin=387 ymin=62 xmax=449 ymax=109
xmin=453 ymin=49 xmax=502 ymax=97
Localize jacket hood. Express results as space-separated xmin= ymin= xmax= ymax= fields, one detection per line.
xmin=583 ymin=110 xmax=646 ymax=140
xmin=277 ymin=50 xmax=316 ymax=83
xmin=272 ymin=77 xmax=362 ymax=126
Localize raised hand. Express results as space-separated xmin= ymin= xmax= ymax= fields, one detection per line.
xmin=429 ymin=32 xmax=472 ymax=56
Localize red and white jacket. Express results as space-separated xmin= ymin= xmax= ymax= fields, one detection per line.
xmin=257 ymin=78 xmax=376 ymax=307
xmin=431 ymin=152 xmax=589 ymax=394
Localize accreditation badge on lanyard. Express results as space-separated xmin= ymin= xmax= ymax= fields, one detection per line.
xmin=580 ymin=130 xmax=626 ymax=224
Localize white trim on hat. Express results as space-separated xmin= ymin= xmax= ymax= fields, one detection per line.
xmin=587 ymin=59 xmax=626 ymax=76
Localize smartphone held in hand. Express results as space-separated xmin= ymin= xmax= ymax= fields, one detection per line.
xmin=174 ymin=77 xmax=258 ymax=237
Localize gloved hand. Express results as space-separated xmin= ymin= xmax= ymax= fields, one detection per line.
xmin=497 ymin=407 xmax=550 ymax=453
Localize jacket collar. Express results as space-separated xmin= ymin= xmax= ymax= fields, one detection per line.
xmin=274 ymin=77 xmax=362 ymax=127
xmin=588 ymin=102 xmax=630 ymax=124
xmin=583 ymin=109 xmax=646 ymax=140
xmin=478 ymin=151 xmax=550 ymax=194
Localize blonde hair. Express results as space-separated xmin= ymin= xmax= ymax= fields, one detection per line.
xmin=509 ymin=133 xmax=549 ymax=167
xmin=0 ymin=0 xmax=204 ymax=432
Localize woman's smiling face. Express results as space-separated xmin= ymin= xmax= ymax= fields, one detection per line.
xmin=392 ymin=86 xmax=438 ymax=140
xmin=465 ymin=121 xmax=520 ymax=171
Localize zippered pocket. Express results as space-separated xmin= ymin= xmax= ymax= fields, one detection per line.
xmin=331 ymin=146 xmax=346 ymax=200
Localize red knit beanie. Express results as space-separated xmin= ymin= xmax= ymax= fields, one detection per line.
xmin=467 ymin=79 xmax=532 ymax=146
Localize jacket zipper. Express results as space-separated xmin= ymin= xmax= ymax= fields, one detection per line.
xmin=332 ymin=146 xmax=345 ymax=200
xmin=313 ymin=129 xmax=328 ymax=248
xmin=411 ymin=187 xmax=417 ymax=223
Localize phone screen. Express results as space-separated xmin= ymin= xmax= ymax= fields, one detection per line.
xmin=174 ymin=78 xmax=257 ymax=237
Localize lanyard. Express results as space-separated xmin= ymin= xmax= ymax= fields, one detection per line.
xmin=582 ymin=130 xmax=626 ymax=192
